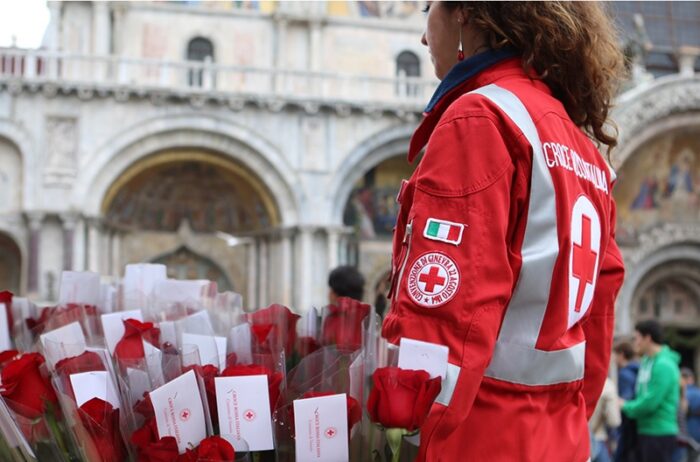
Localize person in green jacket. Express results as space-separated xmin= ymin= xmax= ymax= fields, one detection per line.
xmin=621 ymin=319 xmax=681 ymax=462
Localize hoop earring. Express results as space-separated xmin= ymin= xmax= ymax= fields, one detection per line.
xmin=458 ymin=25 xmax=464 ymax=61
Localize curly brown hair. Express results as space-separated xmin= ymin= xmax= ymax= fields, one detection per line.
xmin=445 ymin=1 xmax=626 ymax=154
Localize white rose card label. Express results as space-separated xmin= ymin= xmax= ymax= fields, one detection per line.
xmin=215 ymin=375 xmax=274 ymax=451
xmin=149 ymin=370 xmax=206 ymax=453
xmin=293 ymin=393 xmax=349 ymax=462
xmin=69 ymin=371 xmax=121 ymax=409
xmin=100 ymin=310 xmax=143 ymax=355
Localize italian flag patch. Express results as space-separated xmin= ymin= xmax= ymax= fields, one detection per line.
xmin=423 ymin=218 xmax=465 ymax=246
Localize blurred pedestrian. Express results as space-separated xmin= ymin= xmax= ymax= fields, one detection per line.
xmin=328 ymin=265 xmax=365 ymax=304
xmin=613 ymin=341 xmax=639 ymax=462
xmin=621 ymin=319 xmax=681 ymax=462
xmin=590 ymin=377 xmax=621 ymax=462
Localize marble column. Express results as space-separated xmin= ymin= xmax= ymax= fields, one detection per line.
xmin=60 ymin=212 xmax=79 ymax=271
xmin=92 ymin=2 xmax=111 ymax=80
xmin=47 ymin=2 xmax=61 ymax=78
xmin=327 ymin=228 xmax=339 ymax=271
xmin=26 ymin=212 xmax=44 ymax=295
xmin=73 ymin=217 xmax=86 ymax=271
xmin=87 ymin=218 xmax=102 ymax=273
xmin=257 ymin=237 xmax=269 ymax=308
xmin=111 ymin=231 xmax=121 ymax=278
xmin=280 ymin=229 xmax=293 ymax=307
xmin=246 ymin=241 xmax=258 ymax=309
xmin=297 ymin=227 xmax=314 ymax=312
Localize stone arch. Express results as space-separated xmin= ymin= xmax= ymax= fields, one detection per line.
xmin=73 ymin=113 xmax=300 ymax=225
xmin=151 ymin=245 xmax=233 ymax=291
xmin=0 ymin=119 xmax=34 ymax=209
xmin=0 ymin=230 xmax=23 ymax=294
xmin=617 ymin=242 xmax=700 ymax=334
xmin=613 ymin=76 xmax=700 ymax=169
xmin=329 ymin=124 xmax=415 ymax=225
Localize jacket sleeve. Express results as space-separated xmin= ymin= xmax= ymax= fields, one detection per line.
xmin=581 ymin=199 xmax=625 ymax=420
xmin=386 ymin=111 xmax=524 ymax=453
xmin=622 ymin=360 xmax=676 ymax=419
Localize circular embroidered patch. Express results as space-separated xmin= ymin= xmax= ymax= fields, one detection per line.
xmin=406 ymin=251 xmax=461 ymax=308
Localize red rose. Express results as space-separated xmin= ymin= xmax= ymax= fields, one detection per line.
xmin=0 ymin=353 xmax=58 ymax=419
xmin=134 ymin=393 xmax=155 ymax=420
xmin=26 ymin=306 xmax=54 ymax=333
xmin=140 ymin=436 xmax=179 ymax=462
xmin=194 ymin=435 xmax=235 ymax=461
xmin=131 ymin=417 xmax=158 ymax=451
xmin=54 ymin=350 xmax=107 ymax=400
xmin=296 ymin=336 xmax=321 ymax=357
xmin=321 ymin=297 xmax=371 ymax=350
xmin=302 ymin=391 xmax=362 ymax=431
xmin=367 ymin=367 xmax=442 ymax=431
xmin=0 ymin=349 xmax=19 ymax=367
xmin=78 ymin=397 xmax=126 ymax=462
xmin=0 ymin=291 xmax=13 ymax=335
xmin=248 ymin=304 xmax=300 ymax=356
xmin=114 ymin=319 xmax=160 ymax=368
xmin=221 ymin=363 xmax=284 ymax=410
xmin=183 ymin=364 xmax=219 ymax=424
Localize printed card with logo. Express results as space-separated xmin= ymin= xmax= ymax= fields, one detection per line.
xmin=149 ymin=370 xmax=207 ymax=453
xmin=69 ymin=371 xmax=121 ymax=409
xmin=398 ymin=337 xmax=449 ymax=379
xmin=293 ymin=393 xmax=349 ymax=462
xmin=101 ymin=309 xmax=143 ymax=355
xmin=215 ymin=375 xmax=274 ymax=451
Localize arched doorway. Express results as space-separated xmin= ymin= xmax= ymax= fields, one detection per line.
xmin=101 ymin=149 xmax=280 ymax=302
xmin=0 ymin=233 xmax=21 ymax=294
xmin=342 ymin=155 xmax=416 ymax=302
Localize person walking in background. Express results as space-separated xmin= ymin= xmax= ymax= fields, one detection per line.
xmin=680 ymin=368 xmax=700 ymax=462
xmin=614 ymin=341 xmax=640 ymax=462
xmin=591 ymin=376 xmax=622 ymax=462
xmin=328 ymin=265 xmax=365 ymax=304
xmin=621 ymin=319 xmax=681 ymax=462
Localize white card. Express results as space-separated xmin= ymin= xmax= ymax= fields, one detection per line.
xmin=159 ymin=320 xmax=177 ymax=347
xmin=0 ymin=304 xmax=10 ymax=351
xmin=101 ymin=310 xmax=143 ymax=355
xmin=154 ymin=280 xmax=212 ymax=305
xmin=58 ymin=271 xmax=101 ymax=307
xmin=143 ymin=341 xmax=166 ymax=387
xmin=181 ymin=333 xmax=226 ymax=369
xmin=398 ymin=337 xmax=449 ymax=380
xmin=123 ymin=264 xmax=167 ymax=310
xmin=229 ymin=323 xmax=252 ymax=365
xmin=293 ymin=393 xmax=349 ymax=462
xmin=215 ymin=375 xmax=274 ymax=451
xmin=40 ymin=322 xmax=87 ymax=367
xmin=181 ymin=310 xmax=215 ymax=333
xmin=149 ymin=370 xmax=207 ymax=454
xmin=69 ymin=371 xmax=121 ymax=409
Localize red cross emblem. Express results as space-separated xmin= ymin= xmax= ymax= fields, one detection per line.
xmin=179 ymin=409 xmax=191 ymax=422
xmin=572 ymin=215 xmax=598 ymax=313
xmin=418 ymin=266 xmax=446 ymax=293
xmin=243 ymin=409 xmax=256 ymax=422
xmin=324 ymin=427 xmax=337 ymax=439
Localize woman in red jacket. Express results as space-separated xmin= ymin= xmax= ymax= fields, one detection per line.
xmin=383 ymin=3 xmax=626 ymax=461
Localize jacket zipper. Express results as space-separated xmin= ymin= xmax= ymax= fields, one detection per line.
xmin=392 ymin=219 xmax=413 ymax=304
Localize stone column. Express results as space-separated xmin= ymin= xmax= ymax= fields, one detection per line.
xmin=26 ymin=212 xmax=45 ymax=294
xmin=246 ymin=241 xmax=258 ymax=309
xmin=280 ymin=229 xmax=293 ymax=307
xmin=678 ymin=47 xmax=697 ymax=77
xmin=87 ymin=217 xmax=102 ymax=273
xmin=296 ymin=227 xmax=314 ymax=311
xmin=273 ymin=19 xmax=288 ymax=95
xmin=47 ymin=1 xmax=61 ymax=79
xmin=92 ymin=2 xmax=111 ymax=81
xmin=60 ymin=212 xmax=79 ymax=270
xmin=327 ymin=227 xmax=339 ymax=271
xmin=73 ymin=217 xmax=86 ymax=271
xmin=257 ymin=237 xmax=269 ymax=308
xmin=111 ymin=231 xmax=121 ymax=277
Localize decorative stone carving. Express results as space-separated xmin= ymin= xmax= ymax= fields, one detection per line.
xmin=624 ymin=222 xmax=700 ymax=266
xmin=44 ymin=116 xmax=78 ymax=186
xmin=77 ymin=87 xmax=94 ymax=100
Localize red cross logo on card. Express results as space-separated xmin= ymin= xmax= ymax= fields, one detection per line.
xmin=244 ymin=409 xmax=256 ymax=422
xmin=180 ymin=409 xmax=191 ymax=422
xmin=324 ymin=427 xmax=337 ymax=439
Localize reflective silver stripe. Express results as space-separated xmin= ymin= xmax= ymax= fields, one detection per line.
xmin=469 ymin=84 xmax=585 ymax=385
xmin=435 ymin=362 xmax=461 ymax=406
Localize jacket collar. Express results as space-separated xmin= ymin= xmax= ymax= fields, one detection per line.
xmin=408 ymin=47 xmax=520 ymax=163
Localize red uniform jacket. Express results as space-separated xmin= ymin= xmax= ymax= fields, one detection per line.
xmin=382 ymin=50 xmax=625 ymax=462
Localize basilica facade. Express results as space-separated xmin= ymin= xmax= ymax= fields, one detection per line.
xmin=0 ymin=2 xmax=699 ymax=369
